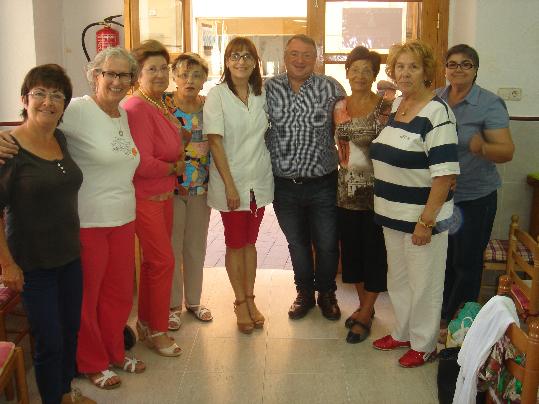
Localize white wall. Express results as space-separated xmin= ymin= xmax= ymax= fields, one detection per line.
xmin=449 ymin=0 xmax=539 ymax=117
xmin=0 ymin=0 xmax=37 ymax=122
xmin=62 ymin=0 xmax=125 ymax=97
xmin=33 ymin=0 xmax=63 ymax=65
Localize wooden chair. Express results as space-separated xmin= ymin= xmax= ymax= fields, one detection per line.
xmin=497 ymin=215 xmax=539 ymax=321
xmin=482 ymin=215 xmax=535 ymax=299
xmin=0 ymin=342 xmax=29 ymax=404
xmin=0 ymin=285 xmax=30 ymax=347
xmin=485 ymin=319 xmax=539 ymax=404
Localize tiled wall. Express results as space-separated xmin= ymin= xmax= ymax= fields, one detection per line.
xmin=490 ymin=120 xmax=539 ymax=239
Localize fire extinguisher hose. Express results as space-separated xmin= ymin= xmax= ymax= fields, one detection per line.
xmin=81 ymin=15 xmax=124 ymax=62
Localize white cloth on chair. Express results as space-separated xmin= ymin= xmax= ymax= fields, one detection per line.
xmin=452 ymin=295 xmax=518 ymax=404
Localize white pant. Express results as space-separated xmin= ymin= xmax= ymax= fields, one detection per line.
xmin=170 ymin=193 xmax=211 ymax=308
xmin=383 ymin=227 xmax=448 ymax=353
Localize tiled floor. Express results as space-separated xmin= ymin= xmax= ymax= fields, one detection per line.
xmin=17 ymin=268 xmax=439 ymax=404
xmin=8 ymin=207 xmax=440 ymax=404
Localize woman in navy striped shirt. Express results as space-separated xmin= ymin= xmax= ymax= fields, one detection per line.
xmin=369 ymin=40 xmax=460 ymax=368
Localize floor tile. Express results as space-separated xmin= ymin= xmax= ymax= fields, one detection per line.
xmin=178 ymin=371 xmax=264 ymax=404
xmin=263 ymin=372 xmax=349 ymax=404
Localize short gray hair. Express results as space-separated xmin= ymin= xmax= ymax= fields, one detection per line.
xmin=86 ymin=47 xmax=138 ymax=91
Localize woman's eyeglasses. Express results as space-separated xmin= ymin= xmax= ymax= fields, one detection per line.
xmin=229 ymin=53 xmax=254 ymax=63
xmin=446 ymin=61 xmax=475 ymax=70
xmin=28 ymin=90 xmax=66 ymax=103
xmin=101 ymin=71 xmax=133 ymax=83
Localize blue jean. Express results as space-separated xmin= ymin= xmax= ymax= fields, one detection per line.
xmin=273 ymin=171 xmax=338 ymax=292
xmin=21 ymin=259 xmax=82 ymax=404
xmin=441 ymin=191 xmax=497 ymax=322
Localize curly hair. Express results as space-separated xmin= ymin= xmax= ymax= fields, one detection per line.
xmin=345 ymin=46 xmax=381 ymax=78
xmin=86 ymin=47 xmax=138 ymax=91
xmin=130 ymin=39 xmax=170 ymax=68
xmin=386 ymin=40 xmax=437 ymax=87
xmin=171 ymin=52 xmax=209 ymax=77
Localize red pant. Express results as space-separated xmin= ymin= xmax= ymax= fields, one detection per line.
xmin=135 ymin=198 xmax=174 ymax=331
xmin=77 ymin=222 xmax=135 ymax=372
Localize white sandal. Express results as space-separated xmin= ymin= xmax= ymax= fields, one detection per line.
xmin=113 ymin=356 xmax=146 ymax=374
xmin=186 ymin=304 xmax=213 ymax=322
xmin=168 ymin=309 xmax=182 ymax=331
xmin=145 ymin=331 xmax=182 ymax=357
xmin=87 ymin=369 xmax=121 ymax=390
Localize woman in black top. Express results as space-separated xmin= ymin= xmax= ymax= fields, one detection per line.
xmin=0 ymin=65 xmax=93 ymax=404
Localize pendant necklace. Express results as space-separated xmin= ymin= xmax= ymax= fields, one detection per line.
xmin=112 ymin=117 xmax=124 ymax=137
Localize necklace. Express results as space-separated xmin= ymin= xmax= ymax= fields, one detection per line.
xmin=112 ymin=117 xmax=124 ymax=136
xmin=139 ymin=88 xmax=168 ymax=115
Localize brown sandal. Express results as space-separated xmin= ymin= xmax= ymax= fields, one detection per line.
xmin=234 ymin=300 xmax=254 ymax=334
xmin=246 ymin=295 xmax=265 ymax=328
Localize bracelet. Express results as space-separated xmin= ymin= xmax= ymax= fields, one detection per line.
xmin=417 ymin=215 xmax=435 ymax=229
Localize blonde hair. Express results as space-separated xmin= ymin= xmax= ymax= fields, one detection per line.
xmin=385 ymin=40 xmax=437 ymax=87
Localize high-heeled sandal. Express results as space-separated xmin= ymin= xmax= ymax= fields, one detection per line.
xmin=234 ymin=300 xmax=254 ymax=334
xmin=245 ymin=295 xmax=265 ymax=329
xmin=144 ymin=331 xmax=182 ymax=357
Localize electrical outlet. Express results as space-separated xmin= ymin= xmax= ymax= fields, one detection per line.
xmin=497 ymin=88 xmax=522 ymax=101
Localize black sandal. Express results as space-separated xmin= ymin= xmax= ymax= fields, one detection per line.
xmin=345 ymin=308 xmax=375 ymax=329
xmin=346 ymin=319 xmax=372 ymax=344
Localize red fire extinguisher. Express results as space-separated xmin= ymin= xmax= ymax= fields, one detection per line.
xmin=82 ymin=15 xmax=123 ymax=62
xmin=96 ymin=25 xmax=120 ymax=53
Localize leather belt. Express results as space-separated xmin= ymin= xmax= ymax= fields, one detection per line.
xmin=276 ymin=170 xmax=336 ymax=185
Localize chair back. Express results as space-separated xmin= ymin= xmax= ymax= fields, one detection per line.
xmin=503 ymin=319 xmax=539 ymax=403
xmin=498 ymin=215 xmax=539 ymax=318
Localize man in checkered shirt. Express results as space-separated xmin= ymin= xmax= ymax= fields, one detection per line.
xmin=265 ymin=34 xmax=346 ymax=321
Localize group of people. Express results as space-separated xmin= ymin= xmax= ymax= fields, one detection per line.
xmin=0 ymin=31 xmax=513 ymax=404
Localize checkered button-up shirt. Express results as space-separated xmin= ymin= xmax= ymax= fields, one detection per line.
xmin=265 ymin=73 xmax=346 ymax=178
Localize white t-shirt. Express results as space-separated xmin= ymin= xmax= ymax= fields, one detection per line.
xmin=60 ymin=95 xmax=140 ymax=227
xmin=203 ymin=83 xmax=274 ymax=212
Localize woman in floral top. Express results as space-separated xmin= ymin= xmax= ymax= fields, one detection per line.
xmin=335 ymin=46 xmax=393 ymax=344
xmin=163 ymin=53 xmax=213 ymax=329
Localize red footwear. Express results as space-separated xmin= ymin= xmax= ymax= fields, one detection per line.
xmin=372 ymin=335 xmax=411 ymax=351
xmin=398 ymin=349 xmax=436 ymax=368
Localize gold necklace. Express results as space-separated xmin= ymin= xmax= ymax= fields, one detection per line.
xmin=139 ymin=88 xmax=168 ymax=115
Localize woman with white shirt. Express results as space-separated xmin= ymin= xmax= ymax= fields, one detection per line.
xmin=63 ymin=48 xmax=145 ymax=388
xmin=205 ymin=37 xmax=274 ymax=334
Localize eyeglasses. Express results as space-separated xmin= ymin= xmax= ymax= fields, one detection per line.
xmin=229 ymin=53 xmax=254 ymax=63
xmin=27 ymin=90 xmax=66 ymax=103
xmin=143 ymin=65 xmax=170 ymax=76
xmin=101 ymin=71 xmax=133 ymax=83
xmin=446 ymin=61 xmax=475 ymax=70
xmin=175 ymin=71 xmax=205 ymax=81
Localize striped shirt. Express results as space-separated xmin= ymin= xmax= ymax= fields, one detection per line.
xmin=370 ymin=96 xmax=460 ymax=234
xmin=265 ymin=73 xmax=346 ymax=178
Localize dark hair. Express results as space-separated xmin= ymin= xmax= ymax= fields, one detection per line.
xmin=445 ymin=44 xmax=479 ymax=82
xmin=221 ymin=37 xmax=262 ymax=96
xmin=20 ymin=64 xmax=72 ymax=121
xmin=445 ymin=44 xmax=479 ymax=67
xmin=171 ymin=52 xmax=209 ymax=77
xmin=386 ymin=40 xmax=437 ymax=87
xmin=285 ymin=34 xmax=317 ymax=53
xmin=345 ymin=46 xmax=381 ymax=78
xmin=131 ymin=39 xmax=170 ymax=68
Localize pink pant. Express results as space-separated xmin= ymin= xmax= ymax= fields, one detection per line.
xmin=77 ymin=222 xmax=135 ymax=372
xmin=135 ymin=198 xmax=174 ymax=331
